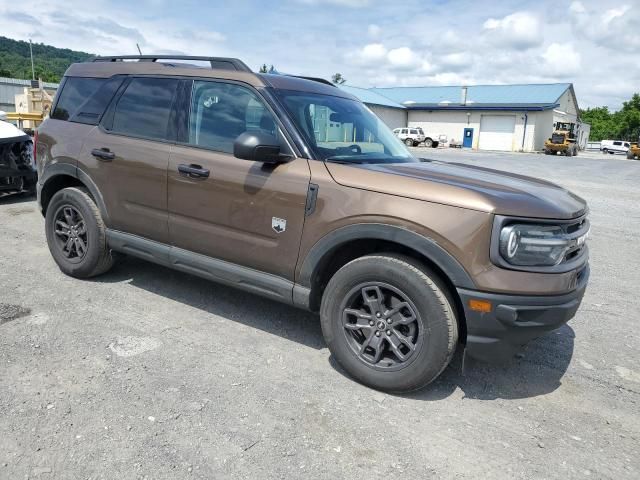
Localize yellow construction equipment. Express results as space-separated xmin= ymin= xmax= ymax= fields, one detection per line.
xmin=544 ymin=122 xmax=579 ymax=157
xmin=5 ymin=112 xmax=45 ymax=129
xmin=628 ymin=141 xmax=640 ymax=160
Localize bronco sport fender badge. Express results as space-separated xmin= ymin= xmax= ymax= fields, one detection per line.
xmin=272 ymin=217 xmax=286 ymax=233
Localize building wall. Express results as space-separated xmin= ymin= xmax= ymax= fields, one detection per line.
xmin=534 ymin=109 xmax=554 ymax=150
xmin=367 ymin=105 xmax=407 ymax=131
xmin=554 ymin=88 xmax=578 ymax=123
xmin=407 ymin=109 xmax=552 ymax=152
xmin=0 ymin=77 xmax=59 ymax=113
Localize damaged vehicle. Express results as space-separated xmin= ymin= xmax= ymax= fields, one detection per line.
xmin=0 ymin=113 xmax=37 ymax=196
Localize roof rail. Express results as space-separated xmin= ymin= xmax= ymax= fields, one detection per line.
xmin=89 ymin=55 xmax=252 ymax=73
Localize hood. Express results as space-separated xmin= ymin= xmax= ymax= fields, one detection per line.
xmin=0 ymin=120 xmax=30 ymax=144
xmin=325 ymin=160 xmax=587 ymax=219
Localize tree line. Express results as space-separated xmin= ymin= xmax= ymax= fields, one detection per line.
xmin=580 ymin=93 xmax=640 ymax=142
xmin=0 ymin=36 xmax=92 ymax=83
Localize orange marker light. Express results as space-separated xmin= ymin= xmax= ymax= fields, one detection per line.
xmin=469 ymin=299 xmax=492 ymax=313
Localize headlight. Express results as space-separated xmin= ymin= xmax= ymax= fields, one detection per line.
xmin=499 ymin=224 xmax=578 ymax=266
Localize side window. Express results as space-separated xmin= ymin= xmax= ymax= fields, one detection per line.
xmin=71 ymin=76 xmax=124 ymax=125
xmin=401 ymin=129 xmax=408 ymax=135
xmin=613 ymin=141 xmax=622 ymax=146
xmin=111 ymin=77 xmax=178 ymax=141
xmin=188 ymin=80 xmax=279 ymax=154
xmin=410 ymin=129 xmax=418 ymax=134
xmin=51 ymin=77 xmax=105 ymax=121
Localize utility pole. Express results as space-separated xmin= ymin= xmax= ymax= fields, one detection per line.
xmin=29 ymin=39 xmax=35 ymax=80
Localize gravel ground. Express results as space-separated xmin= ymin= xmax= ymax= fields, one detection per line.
xmin=1 ymin=150 xmax=639 ymax=479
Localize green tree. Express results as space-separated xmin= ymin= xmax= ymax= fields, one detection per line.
xmin=0 ymin=36 xmax=92 ymax=83
xmin=331 ymin=73 xmax=346 ymax=85
xmin=259 ymin=64 xmax=275 ymax=73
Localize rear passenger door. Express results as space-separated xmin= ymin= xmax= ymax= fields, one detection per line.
xmin=79 ymin=76 xmax=179 ymax=243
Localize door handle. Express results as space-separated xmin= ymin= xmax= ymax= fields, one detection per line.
xmin=178 ymin=163 xmax=210 ymax=179
xmin=91 ymin=148 xmax=115 ymax=161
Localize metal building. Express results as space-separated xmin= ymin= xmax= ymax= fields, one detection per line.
xmin=342 ymin=83 xmax=589 ymax=152
xmin=0 ymin=77 xmax=59 ymax=113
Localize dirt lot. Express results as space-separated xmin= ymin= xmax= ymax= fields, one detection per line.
xmin=1 ymin=150 xmax=639 ymax=479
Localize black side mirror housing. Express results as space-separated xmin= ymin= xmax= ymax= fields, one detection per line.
xmin=233 ymin=131 xmax=289 ymax=163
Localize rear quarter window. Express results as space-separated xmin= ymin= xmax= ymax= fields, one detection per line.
xmin=51 ymin=77 xmax=105 ymax=121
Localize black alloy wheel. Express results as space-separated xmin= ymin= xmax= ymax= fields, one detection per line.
xmin=340 ymin=282 xmax=423 ymax=371
xmin=52 ymin=204 xmax=88 ymax=263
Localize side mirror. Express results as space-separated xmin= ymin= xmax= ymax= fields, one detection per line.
xmin=233 ymin=131 xmax=288 ymax=163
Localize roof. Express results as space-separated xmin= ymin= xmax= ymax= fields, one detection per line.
xmin=338 ymin=85 xmax=405 ymax=109
xmin=0 ymin=77 xmax=59 ymax=89
xmin=369 ymin=83 xmax=572 ymax=111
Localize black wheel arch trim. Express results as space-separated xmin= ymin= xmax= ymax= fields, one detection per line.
xmin=298 ymin=223 xmax=476 ymax=290
xmin=38 ymin=163 xmax=110 ymax=224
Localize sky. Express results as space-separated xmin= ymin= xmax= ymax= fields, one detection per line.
xmin=1 ymin=0 xmax=638 ymax=109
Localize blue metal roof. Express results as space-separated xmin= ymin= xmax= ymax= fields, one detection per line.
xmin=338 ymin=84 xmax=406 ymax=109
xmin=370 ymin=83 xmax=572 ymax=108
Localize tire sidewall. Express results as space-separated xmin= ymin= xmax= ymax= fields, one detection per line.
xmin=321 ymin=257 xmax=455 ymax=392
xmin=45 ymin=188 xmax=105 ymax=277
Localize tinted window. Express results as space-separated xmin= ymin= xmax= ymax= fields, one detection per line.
xmin=410 ymin=129 xmax=418 ymax=134
xmin=188 ymin=80 xmax=279 ymax=154
xmin=111 ymin=78 xmax=178 ymax=140
xmin=52 ymin=77 xmax=105 ymax=121
xmin=613 ymin=141 xmax=622 ymax=146
xmin=69 ymin=76 xmax=124 ymax=125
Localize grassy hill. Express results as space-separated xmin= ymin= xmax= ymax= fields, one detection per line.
xmin=0 ymin=36 xmax=92 ymax=83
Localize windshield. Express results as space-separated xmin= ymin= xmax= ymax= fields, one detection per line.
xmin=275 ymin=90 xmax=418 ymax=164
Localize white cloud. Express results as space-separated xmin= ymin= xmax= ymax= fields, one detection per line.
xmin=483 ymin=11 xmax=542 ymax=49
xmin=541 ymin=43 xmax=581 ymax=77
xmin=569 ymin=2 xmax=640 ymax=53
xmin=387 ymin=47 xmax=416 ymax=69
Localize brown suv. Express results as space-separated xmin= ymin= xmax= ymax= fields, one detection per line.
xmin=36 ymin=55 xmax=590 ymax=392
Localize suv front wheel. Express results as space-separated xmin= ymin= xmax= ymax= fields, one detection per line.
xmin=320 ymin=254 xmax=458 ymax=392
xmin=45 ymin=187 xmax=114 ymax=278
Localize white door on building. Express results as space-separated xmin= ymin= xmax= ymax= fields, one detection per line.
xmin=478 ymin=115 xmax=516 ymax=151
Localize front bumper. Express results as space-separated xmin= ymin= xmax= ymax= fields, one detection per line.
xmin=457 ymin=265 xmax=589 ymax=362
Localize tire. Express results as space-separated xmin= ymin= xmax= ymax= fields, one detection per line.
xmin=432 ymin=141 xmax=439 ymax=148
xmin=424 ymin=138 xmax=433 ymax=148
xmin=45 ymin=187 xmax=114 ymax=278
xmin=602 ymin=148 xmax=608 ymax=154
xmin=573 ymin=148 xmax=579 ymax=157
xmin=404 ymin=138 xmax=413 ymax=147
xmin=320 ymin=254 xmax=458 ymax=392
xmin=627 ymin=151 xmax=634 ymax=160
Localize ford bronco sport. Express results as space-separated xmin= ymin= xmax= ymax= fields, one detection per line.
xmin=36 ymin=56 xmax=590 ymax=392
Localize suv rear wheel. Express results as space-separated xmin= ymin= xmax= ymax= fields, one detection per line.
xmin=45 ymin=187 xmax=114 ymax=278
xmin=320 ymin=254 xmax=458 ymax=392
xmin=404 ymin=138 xmax=414 ymax=147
